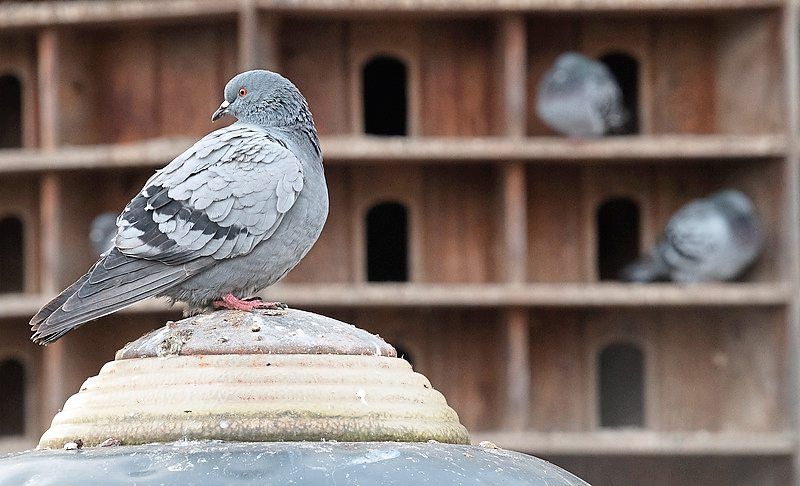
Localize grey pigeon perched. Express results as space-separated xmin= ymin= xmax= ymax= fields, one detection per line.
xmin=621 ymin=190 xmax=763 ymax=283
xmin=89 ymin=212 xmax=118 ymax=257
xmin=31 ymin=70 xmax=327 ymax=344
xmin=536 ymin=52 xmax=627 ymax=137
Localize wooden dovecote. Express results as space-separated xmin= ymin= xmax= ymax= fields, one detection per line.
xmin=0 ymin=1 xmax=797 ymax=484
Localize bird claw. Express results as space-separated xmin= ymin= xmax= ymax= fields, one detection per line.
xmin=213 ymin=294 xmax=288 ymax=312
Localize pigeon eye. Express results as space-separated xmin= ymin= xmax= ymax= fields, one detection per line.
xmin=238 ymin=88 xmax=248 ymax=97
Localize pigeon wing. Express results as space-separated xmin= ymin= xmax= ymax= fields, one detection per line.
xmin=31 ymin=124 xmax=304 ymax=344
xmin=662 ymin=201 xmax=726 ymax=266
xmin=116 ymin=124 xmax=304 ymax=263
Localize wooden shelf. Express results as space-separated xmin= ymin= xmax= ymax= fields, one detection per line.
xmin=268 ymin=282 xmax=792 ymax=307
xmin=0 ymin=134 xmax=786 ymax=174
xmin=0 ymin=282 xmax=789 ymax=319
xmin=473 ymin=430 xmax=796 ymax=456
xmin=0 ymin=0 xmax=782 ymax=30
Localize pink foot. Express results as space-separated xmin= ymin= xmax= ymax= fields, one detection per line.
xmin=213 ymin=294 xmax=287 ymax=312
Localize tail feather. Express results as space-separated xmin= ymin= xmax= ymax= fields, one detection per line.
xmin=30 ymin=249 xmax=200 ymax=345
xmin=619 ymin=251 xmax=671 ymax=283
xmin=29 ymin=269 xmax=94 ymax=330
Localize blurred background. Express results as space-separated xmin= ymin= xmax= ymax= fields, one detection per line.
xmin=0 ymin=0 xmax=797 ymax=484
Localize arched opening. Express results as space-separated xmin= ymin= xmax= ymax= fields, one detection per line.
xmin=393 ymin=344 xmax=414 ymax=368
xmin=362 ymin=56 xmax=407 ymax=136
xmin=0 ymin=75 xmax=22 ymax=148
xmin=597 ymin=198 xmax=640 ymax=281
xmin=0 ymin=359 xmax=25 ymax=436
xmin=599 ymin=53 xmax=638 ymax=134
xmin=366 ymin=202 xmax=408 ymax=282
xmin=599 ymin=343 xmax=645 ymax=428
xmin=0 ymin=216 xmax=24 ymax=293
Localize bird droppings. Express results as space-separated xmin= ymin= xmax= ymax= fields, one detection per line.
xmin=479 ymin=441 xmax=499 ymax=449
xmin=98 ymin=438 xmax=121 ymax=447
xmin=63 ymin=439 xmax=83 ymax=450
xmin=156 ymin=328 xmax=194 ymax=357
xmin=115 ymin=309 xmax=397 ymax=359
xmin=219 ymin=420 xmax=230 ymax=430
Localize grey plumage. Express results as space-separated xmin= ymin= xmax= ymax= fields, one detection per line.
xmin=621 ymin=190 xmax=763 ymax=283
xmin=536 ymin=52 xmax=627 ymax=137
xmin=89 ymin=212 xmax=118 ymax=257
xmin=31 ymin=70 xmax=328 ymax=344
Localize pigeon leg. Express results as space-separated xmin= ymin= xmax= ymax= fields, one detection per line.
xmin=213 ymin=293 xmax=287 ymax=311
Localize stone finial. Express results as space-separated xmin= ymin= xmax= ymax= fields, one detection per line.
xmin=38 ymin=309 xmax=470 ymax=448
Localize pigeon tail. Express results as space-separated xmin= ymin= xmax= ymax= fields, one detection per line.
xmin=619 ymin=252 xmax=670 ymax=283
xmin=30 ymin=249 xmax=196 ymax=345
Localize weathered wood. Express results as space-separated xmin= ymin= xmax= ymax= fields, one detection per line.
xmin=36 ymin=28 xmax=59 ymax=149
xmin=500 ymin=15 xmax=526 ymax=138
xmin=780 ymin=0 xmax=800 ymax=479
xmin=502 ymin=163 xmax=527 ymax=283
xmin=473 ymin=430 xmax=795 ymax=456
xmin=503 ymin=308 xmax=530 ymax=429
xmin=353 ymin=308 xmax=504 ymax=432
xmin=0 ymin=282 xmax=790 ymax=321
xmin=280 ymin=18 xmax=350 ymax=135
xmin=0 ymin=0 xmax=783 ymax=31
xmin=420 ymin=19 xmax=499 ymax=136
xmin=0 ymin=135 xmax=787 ymax=174
xmin=238 ymin=0 xmax=259 ymax=71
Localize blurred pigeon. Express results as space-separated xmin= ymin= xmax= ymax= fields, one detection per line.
xmin=621 ymin=190 xmax=763 ymax=283
xmin=89 ymin=212 xmax=118 ymax=257
xmin=31 ymin=70 xmax=328 ymax=344
xmin=536 ymin=52 xmax=627 ymax=137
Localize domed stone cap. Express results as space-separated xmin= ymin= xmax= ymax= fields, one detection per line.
xmin=38 ymin=309 xmax=470 ymax=449
xmin=115 ymin=308 xmax=396 ymax=359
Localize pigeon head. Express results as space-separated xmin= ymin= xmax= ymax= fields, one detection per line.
xmin=212 ymin=70 xmax=314 ymax=129
xmin=711 ymin=190 xmax=755 ymax=216
xmin=547 ymin=52 xmax=596 ymax=87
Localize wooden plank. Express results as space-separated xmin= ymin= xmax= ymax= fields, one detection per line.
xmin=650 ymin=18 xmax=716 ymax=134
xmin=503 ymin=308 xmax=530 ymax=429
xmin=0 ymin=0 xmax=783 ymax=30
xmin=0 ymin=135 xmax=787 ymax=174
xmin=238 ymin=0 xmax=259 ymax=71
xmin=0 ymin=282 xmax=791 ymax=320
xmin=420 ymin=166 xmax=499 ymax=283
xmin=280 ymin=18 xmax=349 ymax=135
xmin=39 ymin=173 xmax=67 ymax=426
xmin=527 ymin=166 xmax=586 ymax=282
xmin=780 ymin=0 xmax=800 ymax=479
xmin=157 ymin=24 xmax=229 ymax=138
xmin=420 ymin=19 xmax=499 ymax=136
xmin=716 ymin=11 xmax=785 ymax=134
xmin=259 ymin=14 xmax=280 ymax=71
xmin=354 ymin=308 xmax=505 ymax=431
xmin=502 ymin=163 xmax=527 ymax=283
xmin=473 ymin=430 xmax=795 ymax=456
xmin=500 ymin=15 xmax=526 ymax=138
xmin=36 ymin=28 xmax=59 ymax=149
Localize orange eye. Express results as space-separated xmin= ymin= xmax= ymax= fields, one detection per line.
xmin=238 ymin=87 xmax=248 ymax=97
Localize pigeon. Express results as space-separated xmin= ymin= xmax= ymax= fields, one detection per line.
xmin=620 ymin=190 xmax=763 ymax=283
xmin=30 ymin=70 xmax=328 ymax=344
xmin=89 ymin=212 xmax=118 ymax=257
xmin=536 ymin=52 xmax=627 ymax=137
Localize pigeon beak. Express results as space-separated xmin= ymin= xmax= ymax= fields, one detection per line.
xmin=211 ymin=100 xmax=230 ymax=122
